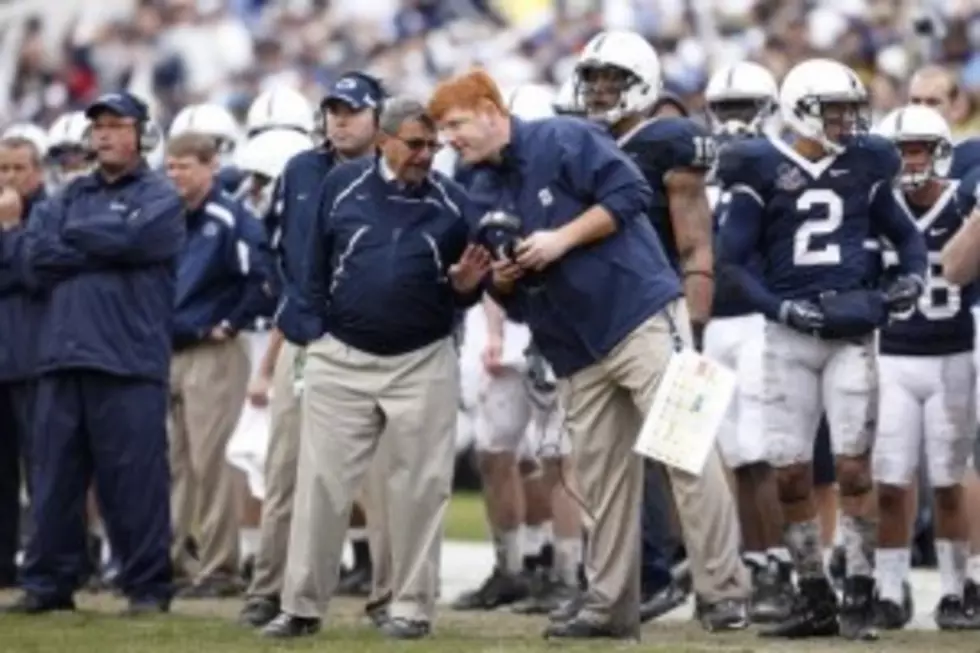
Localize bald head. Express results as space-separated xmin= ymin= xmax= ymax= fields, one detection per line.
xmin=908 ymin=65 xmax=959 ymax=122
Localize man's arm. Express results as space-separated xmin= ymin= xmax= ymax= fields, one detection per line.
xmin=943 ymin=210 xmax=980 ymax=285
xmin=59 ymin=183 xmax=186 ymax=264
xmin=555 ymin=122 xmax=654 ymax=250
xmin=870 ymin=182 xmax=927 ymax=280
xmin=223 ymin=215 xmax=279 ymax=331
xmin=717 ymin=189 xmax=783 ymax=321
xmin=665 ymin=168 xmax=714 ymax=327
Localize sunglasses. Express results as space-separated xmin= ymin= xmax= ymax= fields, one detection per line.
xmin=397 ymin=137 xmax=441 ymax=153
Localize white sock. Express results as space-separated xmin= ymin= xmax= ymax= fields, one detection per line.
xmin=767 ymin=547 xmax=792 ymax=565
xmin=743 ymin=550 xmax=767 ymax=568
xmin=875 ymin=548 xmax=910 ymax=604
xmin=936 ymin=539 xmax=967 ymax=598
xmin=555 ymin=537 xmax=582 ymax=586
xmin=496 ymin=529 xmax=523 ymax=575
xmin=822 ymin=547 xmax=833 ymax=570
xmin=833 ymin=511 xmax=846 ymax=547
xmin=348 ymin=528 xmax=367 ymax=542
xmin=523 ymin=521 xmax=553 ymax=558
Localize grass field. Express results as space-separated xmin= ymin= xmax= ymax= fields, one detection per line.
xmin=2 ymin=593 xmax=979 ymax=653
xmin=3 ymin=492 xmax=976 ymax=651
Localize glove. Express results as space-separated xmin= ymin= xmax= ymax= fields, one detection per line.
xmin=883 ymin=273 xmax=925 ymax=314
xmin=779 ymin=299 xmax=825 ymax=333
xmin=691 ymin=321 xmax=705 ymax=352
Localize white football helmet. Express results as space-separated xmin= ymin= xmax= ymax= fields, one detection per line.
xmin=705 ymin=62 xmax=778 ymax=138
xmin=574 ymin=29 xmax=661 ymax=125
xmin=2 ymin=123 xmax=48 ymax=158
xmin=507 ymin=84 xmax=557 ymax=120
xmin=553 ymin=78 xmax=582 ymax=116
xmin=873 ymin=105 xmax=952 ymax=189
xmin=169 ymin=103 xmax=242 ymax=155
xmin=246 ymin=87 xmax=315 ymax=137
xmin=235 ymin=128 xmax=313 ymax=216
xmin=46 ymin=112 xmax=93 ymax=187
xmin=779 ymin=58 xmax=868 ymax=154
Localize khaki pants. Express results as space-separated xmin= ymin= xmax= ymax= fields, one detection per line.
xmin=169 ymin=337 xmax=250 ymax=581
xmin=247 ymin=342 xmax=302 ymax=598
xmin=559 ymin=301 xmax=748 ymax=631
xmin=282 ymin=335 xmax=457 ymax=622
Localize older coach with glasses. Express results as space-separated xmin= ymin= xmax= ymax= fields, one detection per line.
xmin=263 ymin=96 xmax=490 ymax=641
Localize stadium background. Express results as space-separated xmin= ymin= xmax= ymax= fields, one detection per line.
xmin=0 ymin=0 xmax=976 ymax=136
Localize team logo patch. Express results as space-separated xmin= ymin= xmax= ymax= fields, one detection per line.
xmin=538 ymin=188 xmax=553 ymax=207
xmin=775 ymin=163 xmax=806 ymax=192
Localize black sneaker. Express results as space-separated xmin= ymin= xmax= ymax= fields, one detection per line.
xmin=1 ymin=592 xmax=75 ymax=614
xmin=512 ymin=571 xmax=575 ymax=615
xmin=639 ymin=579 xmax=690 ymax=623
xmin=450 ymin=568 xmax=528 ymax=611
xmin=336 ymin=564 xmax=371 ymax=597
xmin=960 ymin=580 xmax=980 ymax=628
xmin=827 ymin=546 xmax=846 ymax=590
xmin=261 ymin=612 xmax=321 ymax=639
xmin=760 ymin=577 xmax=838 ymax=639
xmin=239 ymin=595 xmax=280 ymax=628
xmin=874 ymin=581 xmax=913 ymax=630
xmin=839 ymin=575 xmax=878 ymax=641
xmin=549 ymin=590 xmax=585 ymax=623
xmin=935 ymin=594 xmax=967 ymax=630
xmin=379 ymin=617 xmax=430 ymax=640
xmin=749 ymin=559 xmax=792 ymax=624
xmin=543 ymin=613 xmax=639 ymax=640
xmin=696 ymin=596 xmax=749 ymax=632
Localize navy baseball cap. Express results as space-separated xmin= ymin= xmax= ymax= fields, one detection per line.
xmin=323 ymin=74 xmax=384 ymax=111
xmin=85 ymin=92 xmax=149 ymax=121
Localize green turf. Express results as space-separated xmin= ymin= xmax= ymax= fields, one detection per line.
xmin=444 ymin=491 xmax=490 ymax=542
xmin=0 ymin=593 xmax=973 ymax=653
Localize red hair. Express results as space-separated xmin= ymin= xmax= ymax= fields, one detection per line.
xmin=428 ymin=68 xmax=507 ymax=121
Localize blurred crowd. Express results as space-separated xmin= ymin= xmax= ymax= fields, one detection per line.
xmin=3 ymin=0 xmax=980 ymax=137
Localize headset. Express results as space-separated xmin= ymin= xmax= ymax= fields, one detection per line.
xmin=316 ymin=71 xmax=389 ymax=136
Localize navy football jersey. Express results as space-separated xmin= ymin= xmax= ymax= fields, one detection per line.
xmin=718 ymin=134 xmax=899 ymax=302
xmin=710 ymin=140 xmax=762 ymax=318
xmin=879 ymin=181 xmax=976 ymax=356
xmin=619 ymin=117 xmax=715 ymax=272
xmin=951 ymin=138 xmax=980 ymax=180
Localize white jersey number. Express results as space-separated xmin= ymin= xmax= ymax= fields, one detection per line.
xmin=885 ymin=250 xmax=960 ymax=321
xmin=794 ymin=189 xmax=844 ymax=266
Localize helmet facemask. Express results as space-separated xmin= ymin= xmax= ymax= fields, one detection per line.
xmin=576 ymin=63 xmax=649 ymax=126
xmin=707 ymin=98 xmax=774 ymax=140
xmin=794 ymin=94 xmax=870 ymax=153
xmin=894 ymin=137 xmax=951 ymax=191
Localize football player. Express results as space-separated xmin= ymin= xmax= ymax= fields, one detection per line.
xmin=574 ymin=29 xmax=751 ymax=631
xmin=169 ymin=103 xmax=245 ymax=192
xmin=45 ymin=111 xmax=93 ymax=190
xmin=718 ymin=58 xmax=928 ymax=640
xmin=871 ymin=105 xmax=976 ymax=630
xmin=909 ymin=64 xmax=980 ymax=622
xmin=702 ymin=61 xmax=794 ymax=623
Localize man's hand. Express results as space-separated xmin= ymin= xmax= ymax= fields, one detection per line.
xmin=490 ymin=258 xmax=524 ymax=295
xmin=448 ymin=244 xmax=491 ymax=293
xmin=779 ymin=300 xmax=825 ymax=333
xmin=209 ymin=322 xmax=233 ymax=341
xmin=0 ymin=187 xmax=23 ymax=230
xmin=481 ymin=334 xmax=505 ymax=375
xmin=515 ymin=230 xmax=572 ymax=271
xmin=247 ymin=373 xmax=272 ymax=408
xmin=884 ymin=274 xmax=925 ymax=314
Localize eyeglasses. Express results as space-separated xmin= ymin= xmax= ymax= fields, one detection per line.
xmin=397 ymin=137 xmax=441 ymax=153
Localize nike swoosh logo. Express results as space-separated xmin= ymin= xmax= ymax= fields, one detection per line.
xmin=829 ymin=169 xmax=848 ymax=177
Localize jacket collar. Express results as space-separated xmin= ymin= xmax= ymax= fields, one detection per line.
xmin=84 ymin=161 xmax=150 ymax=190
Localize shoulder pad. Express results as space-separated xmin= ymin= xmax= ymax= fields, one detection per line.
xmin=857 ymin=134 xmax=901 ymax=181
xmin=621 ymin=117 xmax=715 ymax=172
xmin=956 ymin=166 xmax=980 ymax=213
xmin=715 ymin=137 xmax=770 ymax=191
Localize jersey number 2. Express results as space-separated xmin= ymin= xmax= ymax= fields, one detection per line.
xmin=794 ymin=189 xmax=843 ymax=266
